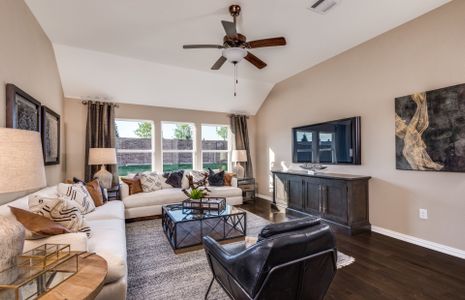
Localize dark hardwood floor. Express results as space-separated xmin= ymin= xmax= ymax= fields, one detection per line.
xmin=239 ymin=198 xmax=465 ymax=300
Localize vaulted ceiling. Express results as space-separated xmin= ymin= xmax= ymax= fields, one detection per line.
xmin=25 ymin=0 xmax=449 ymax=114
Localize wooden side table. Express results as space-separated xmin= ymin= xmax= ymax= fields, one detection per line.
xmin=237 ymin=177 xmax=256 ymax=202
xmin=40 ymin=254 xmax=108 ymax=300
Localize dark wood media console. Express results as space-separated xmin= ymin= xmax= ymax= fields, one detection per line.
xmin=272 ymin=170 xmax=371 ymax=235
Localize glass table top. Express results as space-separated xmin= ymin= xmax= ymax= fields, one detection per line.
xmin=163 ymin=203 xmax=245 ymax=222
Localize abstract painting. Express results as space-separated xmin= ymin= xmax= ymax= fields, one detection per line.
xmin=6 ymin=84 xmax=41 ymax=132
xmin=41 ymin=106 xmax=60 ymax=165
xmin=395 ymin=83 xmax=465 ymax=172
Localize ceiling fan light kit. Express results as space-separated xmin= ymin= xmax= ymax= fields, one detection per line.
xmin=183 ymin=4 xmax=287 ymax=96
xmin=222 ymin=47 xmax=247 ymax=63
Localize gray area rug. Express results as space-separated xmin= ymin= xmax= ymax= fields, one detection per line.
xmin=126 ymin=212 xmax=354 ymax=300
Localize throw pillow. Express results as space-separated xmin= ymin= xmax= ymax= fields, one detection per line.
xmin=28 ymin=195 xmax=92 ymax=238
xmin=139 ymin=172 xmax=162 ymax=192
xmin=10 ymin=206 xmax=71 ymax=239
xmin=208 ymin=168 xmax=225 ymax=186
xmin=163 ymin=170 xmax=184 ymax=188
xmin=121 ymin=176 xmax=143 ymax=195
xmin=57 ymin=183 xmax=96 ymax=214
xmin=73 ymin=177 xmax=108 ymax=203
xmin=190 ymin=170 xmax=208 ymax=186
xmin=85 ymin=179 xmax=105 ymax=207
xmin=224 ymin=172 xmax=236 ymax=186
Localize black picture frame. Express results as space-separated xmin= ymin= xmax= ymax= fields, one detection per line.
xmin=41 ymin=106 xmax=61 ymax=165
xmin=6 ymin=84 xmax=42 ymax=132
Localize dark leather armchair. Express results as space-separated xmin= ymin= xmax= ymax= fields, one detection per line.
xmin=203 ymin=217 xmax=337 ymax=300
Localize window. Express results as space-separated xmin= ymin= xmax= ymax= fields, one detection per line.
xmin=201 ymin=124 xmax=229 ymax=171
xmin=162 ymin=122 xmax=195 ymax=172
xmin=115 ymin=120 xmax=154 ymax=176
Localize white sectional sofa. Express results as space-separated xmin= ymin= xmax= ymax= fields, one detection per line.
xmin=122 ymin=176 xmax=243 ymax=219
xmin=0 ymin=186 xmax=128 ymax=300
xmin=0 ymin=175 xmax=243 ymax=299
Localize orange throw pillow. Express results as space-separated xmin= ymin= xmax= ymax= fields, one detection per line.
xmin=224 ymin=172 xmax=236 ymax=186
xmin=86 ymin=179 xmax=105 ymax=207
xmin=10 ymin=206 xmax=71 ymax=238
xmin=122 ymin=177 xmax=143 ymax=195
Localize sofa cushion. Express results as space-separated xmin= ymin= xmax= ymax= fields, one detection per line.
xmin=85 ymin=201 xmax=125 ymax=222
xmin=10 ymin=206 xmax=71 ymax=238
xmin=123 ymin=189 xmax=186 ymax=209
xmin=163 ymin=170 xmax=184 ymax=188
xmin=121 ymin=177 xmax=143 ymax=195
xmin=207 ymin=186 xmax=242 ymax=198
xmin=87 ymin=219 xmax=127 ymax=284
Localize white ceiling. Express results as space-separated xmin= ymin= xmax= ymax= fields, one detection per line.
xmin=26 ymin=0 xmax=449 ymax=114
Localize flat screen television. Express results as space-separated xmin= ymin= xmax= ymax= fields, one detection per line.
xmin=292 ymin=117 xmax=361 ymax=165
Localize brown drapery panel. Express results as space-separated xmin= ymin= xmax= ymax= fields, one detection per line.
xmin=84 ymin=101 xmax=118 ymax=185
xmin=230 ymin=114 xmax=253 ymax=178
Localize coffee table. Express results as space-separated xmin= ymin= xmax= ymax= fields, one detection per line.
xmin=162 ymin=203 xmax=247 ymax=252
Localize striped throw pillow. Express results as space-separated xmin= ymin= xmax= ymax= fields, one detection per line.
xmin=57 ymin=183 xmax=96 ymax=214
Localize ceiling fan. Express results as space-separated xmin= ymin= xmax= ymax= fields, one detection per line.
xmin=182 ymin=5 xmax=286 ymax=71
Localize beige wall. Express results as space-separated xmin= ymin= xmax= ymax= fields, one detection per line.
xmin=0 ymin=0 xmax=64 ymax=202
xmin=255 ymin=0 xmax=465 ymax=251
xmin=64 ymin=98 xmax=256 ymax=179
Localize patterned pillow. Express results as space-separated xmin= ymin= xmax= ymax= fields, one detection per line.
xmin=163 ymin=170 xmax=184 ymax=188
xmin=57 ymin=183 xmax=96 ymax=214
xmin=208 ymin=169 xmax=225 ymax=186
xmin=73 ymin=177 xmax=108 ymax=203
xmin=190 ymin=170 xmax=208 ymax=185
xmin=28 ymin=195 xmax=92 ymax=238
xmin=139 ymin=172 xmax=162 ymax=192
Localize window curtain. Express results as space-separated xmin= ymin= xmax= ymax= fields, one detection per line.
xmin=230 ymin=114 xmax=253 ymax=178
xmin=84 ymin=101 xmax=118 ymax=185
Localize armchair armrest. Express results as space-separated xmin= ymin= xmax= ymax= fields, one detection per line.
xmin=203 ymin=236 xmax=265 ymax=296
xmin=24 ymin=232 xmax=88 ymax=252
xmin=231 ymin=177 xmax=238 ymax=188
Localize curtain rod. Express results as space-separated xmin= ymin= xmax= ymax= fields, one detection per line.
xmin=228 ymin=114 xmax=249 ymax=119
xmin=81 ymin=100 xmax=119 ymax=108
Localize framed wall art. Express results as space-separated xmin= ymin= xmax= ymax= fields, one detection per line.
xmin=395 ymin=83 xmax=465 ymax=172
xmin=6 ymin=83 xmax=41 ymax=132
xmin=41 ymin=106 xmax=60 ymax=165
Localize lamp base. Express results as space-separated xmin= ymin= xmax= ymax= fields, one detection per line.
xmin=94 ymin=165 xmax=113 ymax=189
xmin=233 ymin=162 xmax=245 ymax=179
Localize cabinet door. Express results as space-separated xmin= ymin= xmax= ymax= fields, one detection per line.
xmin=287 ymin=177 xmax=303 ymax=210
xmin=321 ymin=180 xmax=348 ymax=224
xmin=303 ymin=179 xmax=321 ymax=215
xmin=274 ymin=174 xmax=288 ymax=208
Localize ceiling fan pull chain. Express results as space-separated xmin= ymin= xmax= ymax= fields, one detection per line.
xmin=233 ymin=62 xmax=237 ymax=97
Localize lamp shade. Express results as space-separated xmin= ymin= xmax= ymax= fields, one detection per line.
xmin=0 ymin=128 xmax=46 ymax=194
xmin=231 ymin=150 xmax=248 ymax=162
xmin=88 ymin=148 xmax=117 ymax=165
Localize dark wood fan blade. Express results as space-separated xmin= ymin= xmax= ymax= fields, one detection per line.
xmin=245 ymin=52 xmax=267 ymax=69
xmin=183 ymin=44 xmax=224 ymax=49
xmin=221 ymin=20 xmax=237 ymax=37
xmin=211 ymin=56 xmax=227 ymax=70
xmin=248 ymin=37 xmax=286 ymax=48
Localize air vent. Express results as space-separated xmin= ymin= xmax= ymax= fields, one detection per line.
xmin=308 ymin=0 xmax=341 ymax=14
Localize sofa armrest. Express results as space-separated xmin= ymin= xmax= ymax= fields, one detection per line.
xmin=231 ymin=177 xmax=238 ymax=188
xmin=120 ymin=182 xmax=129 ymax=200
xmin=24 ymin=232 xmax=88 ymax=252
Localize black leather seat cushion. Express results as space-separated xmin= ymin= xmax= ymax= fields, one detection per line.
xmin=258 ymin=216 xmax=321 ymax=241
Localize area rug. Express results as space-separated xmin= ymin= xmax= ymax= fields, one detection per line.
xmin=126 ymin=212 xmax=354 ymax=300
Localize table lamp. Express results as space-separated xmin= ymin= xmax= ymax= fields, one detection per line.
xmin=0 ymin=128 xmax=46 ymax=273
xmin=88 ymin=148 xmax=117 ymax=189
xmin=231 ymin=150 xmax=247 ymax=178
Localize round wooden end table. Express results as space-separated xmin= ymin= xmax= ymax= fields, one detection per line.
xmin=40 ymin=253 xmax=108 ymax=300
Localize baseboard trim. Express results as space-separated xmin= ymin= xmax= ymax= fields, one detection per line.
xmin=257 ymin=194 xmax=273 ymax=201
xmin=371 ymin=226 xmax=465 ymax=260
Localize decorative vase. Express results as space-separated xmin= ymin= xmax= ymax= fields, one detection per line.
xmin=0 ymin=216 xmax=25 ymax=273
